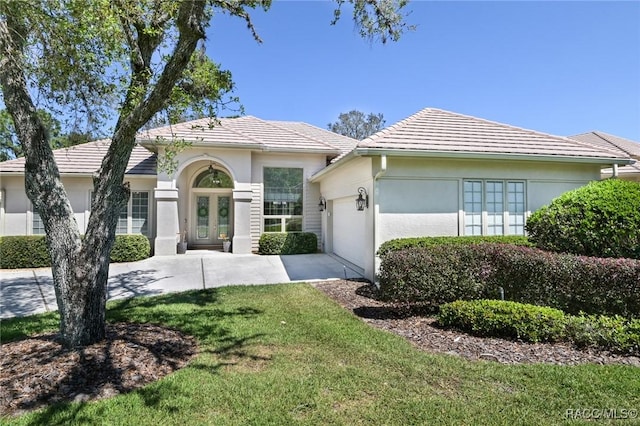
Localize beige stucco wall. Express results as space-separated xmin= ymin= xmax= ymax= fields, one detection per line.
xmin=376 ymin=156 xmax=600 ymax=246
xmin=0 ymin=174 xmax=156 ymax=238
xmin=314 ymin=154 xmax=603 ymax=282
xmin=316 ymin=156 xmax=374 ymax=275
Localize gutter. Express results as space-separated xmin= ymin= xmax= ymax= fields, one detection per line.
xmin=309 ymin=147 xmax=633 ymax=183
xmin=0 ymin=171 xmax=157 ymax=178
xmin=372 ymin=155 xmax=387 ymax=286
xmin=353 ymin=148 xmax=634 ymax=165
xmin=140 ymin=140 xmax=340 ymax=157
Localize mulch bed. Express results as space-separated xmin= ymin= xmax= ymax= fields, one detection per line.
xmin=311 ymin=279 xmax=640 ymax=367
xmin=0 ymin=323 xmax=197 ymax=417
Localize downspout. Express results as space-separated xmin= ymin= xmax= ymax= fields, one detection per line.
xmin=373 ymin=155 xmax=387 ymax=285
xmin=612 ymin=163 xmax=619 ymax=178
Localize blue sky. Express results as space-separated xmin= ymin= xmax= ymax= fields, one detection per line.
xmin=206 ymin=1 xmax=640 ymax=140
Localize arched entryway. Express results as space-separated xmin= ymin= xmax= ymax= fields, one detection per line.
xmin=189 ymin=165 xmax=234 ymax=249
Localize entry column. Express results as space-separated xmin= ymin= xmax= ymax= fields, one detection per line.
xmin=232 ymin=188 xmax=253 ymax=254
xmin=154 ymin=188 xmax=179 ymax=255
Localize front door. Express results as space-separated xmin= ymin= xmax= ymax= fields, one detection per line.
xmin=193 ymin=194 xmax=232 ymax=247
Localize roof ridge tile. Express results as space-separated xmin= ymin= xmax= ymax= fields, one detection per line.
xmin=568 ymin=131 xmax=639 ymax=158
xmin=359 ymin=107 xmax=435 ymax=146
xmin=251 ymin=117 xmax=338 ymax=150
xmin=593 ymin=131 xmax=640 ymax=155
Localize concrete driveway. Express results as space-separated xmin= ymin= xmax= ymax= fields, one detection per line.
xmin=0 ymin=252 xmax=363 ymax=319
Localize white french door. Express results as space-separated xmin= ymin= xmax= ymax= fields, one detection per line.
xmin=192 ymin=193 xmax=232 ymax=246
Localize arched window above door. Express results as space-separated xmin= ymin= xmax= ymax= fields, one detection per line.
xmin=193 ymin=166 xmax=234 ymax=188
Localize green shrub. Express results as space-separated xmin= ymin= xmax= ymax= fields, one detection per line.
xmin=0 ymin=234 xmax=151 ymax=268
xmin=258 ymin=232 xmax=318 ymax=255
xmin=526 ymin=179 xmax=640 ymax=259
xmin=438 ymin=300 xmax=567 ymax=343
xmin=438 ymin=300 xmax=640 ymax=355
xmin=0 ymin=236 xmax=50 ymax=269
xmin=564 ymin=314 xmax=640 ymax=355
xmin=378 ymin=242 xmax=640 ymax=318
xmin=377 ymin=245 xmax=491 ymax=306
xmin=110 ymin=234 xmax=151 ymax=263
xmin=486 ymin=244 xmax=640 ymax=317
xmin=377 ymin=235 xmax=531 ymax=257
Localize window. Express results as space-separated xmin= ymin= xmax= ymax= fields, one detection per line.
xmin=463 ymin=181 xmax=482 ymax=236
xmin=508 ymin=182 xmax=526 ymax=235
xmin=463 ymin=180 xmax=526 ymax=236
xmin=32 ymin=210 xmax=45 ymax=235
xmin=131 ymin=192 xmax=149 ymax=235
xmin=263 ymin=167 xmax=303 ymax=232
xmin=91 ymin=191 xmax=150 ymax=236
xmin=116 ymin=205 xmax=128 ymax=234
xmin=193 ymin=168 xmax=233 ymax=188
xmin=486 ymin=181 xmax=504 ymax=236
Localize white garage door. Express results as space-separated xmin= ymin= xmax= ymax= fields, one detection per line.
xmin=332 ymin=197 xmax=366 ymax=269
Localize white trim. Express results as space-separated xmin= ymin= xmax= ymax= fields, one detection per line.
xmin=354 ymin=148 xmax=633 ymax=165
xmin=174 ymin=155 xmax=238 ymax=186
xmin=261 ymin=166 xmax=305 ymax=234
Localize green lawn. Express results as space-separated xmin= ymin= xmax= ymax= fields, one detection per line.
xmin=2 ymin=283 xmax=639 ymax=425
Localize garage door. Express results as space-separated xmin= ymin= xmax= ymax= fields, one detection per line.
xmin=332 ymin=196 xmax=366 ymax=269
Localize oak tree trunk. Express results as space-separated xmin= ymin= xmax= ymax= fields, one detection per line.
xmin=0 ymin=1 xmax=206 ymax=347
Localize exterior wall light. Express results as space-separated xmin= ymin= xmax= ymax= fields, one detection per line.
xmin=355 ymin=187 xmax=368 ymax=211
xmin=318 ymin=196 xmax=327 ymax=212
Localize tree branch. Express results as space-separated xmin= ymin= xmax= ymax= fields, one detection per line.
xmin=114 ymin=0 xmax=206 ymax=139
xmin=212 ymin=0 xmax=267 ymax=43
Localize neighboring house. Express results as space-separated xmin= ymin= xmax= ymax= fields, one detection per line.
xmin=0 ymin=108 xmax=633 ymax=281
xmin=569 ymin=131 xmax=640 ymax=181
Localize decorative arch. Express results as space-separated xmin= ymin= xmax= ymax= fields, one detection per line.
xmin=193 ymin=167 xmax=234 ymax=188
xmin=174 ymin=154 xmax=238 ymax=185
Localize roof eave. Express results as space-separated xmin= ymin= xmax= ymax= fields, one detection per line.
xmin=138 ymin=139 xmax=261 ymax=151
xmin=139 ymin=139 xmax=341 ymax=156
xmin=309 ymin=150 xmax=359 ymax=182
xmin=353 ymin=148 xmax=634 ymax=165
xmin=261 ymin=147 xmax=341 ymax=156
xmin=0 ymin=171 xmax=157 ymax=178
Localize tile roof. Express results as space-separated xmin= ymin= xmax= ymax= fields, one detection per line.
xmin=137 ymin=115 xmax=355 ymax=156
xmin=568 ymin=131 xmax=640 ymax=159
xmin=0 ymin=116 xmax=357 ymax=176
xmin=268 ymin=120 xmax=358 ymax=157
xmin=0 ymin=140 xmax=156 ymax=175
xmin=357 ymin=108 xmax=627 ymax=160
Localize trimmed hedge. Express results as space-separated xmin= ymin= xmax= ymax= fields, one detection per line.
xmin=110 ymin=235 xmax=151 ymax=263
xmin=0 ymin=234 xmax=151 ymax=269
xmin=258 ymin=232 xmax=318 ymax=255
xmin=437 ymin=299 xmax=640 ymax=355
xmin=378 ymin=243 xmax=640 ymax=318
xmin=526 ymin=179 xmax=640 ymax=259
xmin=0 ymin=236 xmax=50 ymax=269
xmin=487 ymin=244 xmax=640 ymax=317
xmin=377 ymin=235 xmax=531 ymax=257
xmin=377 ymin=244 xmax=491 ymax=307
xmin=438 ymin=299 xmax=567 ymax=343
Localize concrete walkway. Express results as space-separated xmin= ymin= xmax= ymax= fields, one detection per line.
xmin=0 ymin=252 xmax=363 ymax=319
